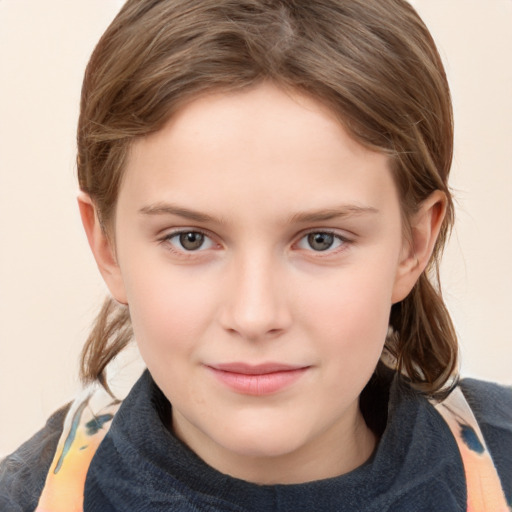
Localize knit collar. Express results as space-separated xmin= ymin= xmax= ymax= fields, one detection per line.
xmin=84 ymin=370 xmax=465 ymax=512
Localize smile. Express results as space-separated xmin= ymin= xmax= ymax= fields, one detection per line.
xmin=205 ymin=363 xmax=310 ymax=396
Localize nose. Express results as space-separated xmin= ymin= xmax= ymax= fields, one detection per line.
xmin=219 ymin=250 xmax=292 ymax=341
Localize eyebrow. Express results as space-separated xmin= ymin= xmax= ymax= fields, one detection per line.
xmin=138 ymin=202 xmax=378 ymax=224
xmin=288 ymin=205 xmax=379 ymax=223
xmin=139 ymin=203 xmax=221 ymax=223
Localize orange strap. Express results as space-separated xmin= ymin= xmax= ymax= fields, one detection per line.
xmin=35 ymin=385 xmax=120 ymax=512
xmin=434 ymin=387 xmax=510 ymax=512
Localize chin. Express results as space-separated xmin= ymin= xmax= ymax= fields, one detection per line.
xmin=213 ymin=421 xmax=307 ymax=459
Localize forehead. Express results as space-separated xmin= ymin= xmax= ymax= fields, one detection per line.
xmin=119 ymin=83 xmax=399 ymax=225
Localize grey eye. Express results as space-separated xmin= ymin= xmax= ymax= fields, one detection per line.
xmin=164 ymin=230 xmax=216 ymax=254
xmin=307 ymin=232 xmax=335 ymax=251
xmin=179 ymin=232 xmax=205 ymax=250
xmin=296 ymin=232 xmax=345 ymax=253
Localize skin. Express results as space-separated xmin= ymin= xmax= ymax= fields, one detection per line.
xmin=79 ymin=82 xmax=446 ymax=485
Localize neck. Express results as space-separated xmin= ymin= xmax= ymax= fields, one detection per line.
xmin=173 ymin=405 xmax=377 ymax=485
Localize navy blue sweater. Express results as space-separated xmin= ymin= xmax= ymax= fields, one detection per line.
xmin=1 ymin=370 xmax=511 ymax=511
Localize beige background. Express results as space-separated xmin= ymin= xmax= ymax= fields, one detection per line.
xmin=1 ymin=0 xmax=511 ymax=457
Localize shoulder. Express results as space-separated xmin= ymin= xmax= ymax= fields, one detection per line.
xmin=0 ymin=403 xmax=69 ymax=512
xmin=459 ymin=378 xmax=512 ymax=443
xmin=459 ymin=377 xmax=512 ymax=426
xmin=459 ymin=378 xmax=512 ymax=502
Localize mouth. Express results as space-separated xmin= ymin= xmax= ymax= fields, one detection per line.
xmin=205 ymin=362 xmax=310 ymax=396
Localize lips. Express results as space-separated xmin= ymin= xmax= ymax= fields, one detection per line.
xmin=206 ymin=362 xmax=309 ymax=396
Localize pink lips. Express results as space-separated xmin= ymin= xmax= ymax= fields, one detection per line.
xmin=206 ymin=362 xmax=309 ymax=396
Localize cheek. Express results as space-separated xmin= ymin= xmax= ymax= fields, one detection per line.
xmin=121 ymin=261 xmax=218 ymax=364
xmin=301 ymin=263 xmax=396 ymax=362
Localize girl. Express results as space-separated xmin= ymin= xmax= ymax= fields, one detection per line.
xmin=1 ymin=0 xmax=511 ymax=510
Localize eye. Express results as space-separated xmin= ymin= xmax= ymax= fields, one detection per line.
xmin=296 ymin=231 xmax=346 ymax=252
xmin=164 ymin=230 xmax=216 ymax=252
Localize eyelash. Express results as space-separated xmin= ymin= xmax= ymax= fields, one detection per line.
xmin=158 ymin=229 xmax=351 ymax=258
xmin=295 ymin=230 xmax=349 ymax=256
xmin=158 ymin=229 xmax=216 ymax=258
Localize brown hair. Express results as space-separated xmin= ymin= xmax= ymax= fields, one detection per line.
xmin=78 ymin=0 xmax=457 ymax=396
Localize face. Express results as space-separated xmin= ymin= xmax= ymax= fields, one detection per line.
xmin=102 ymin=83 xmax=417 ymax=483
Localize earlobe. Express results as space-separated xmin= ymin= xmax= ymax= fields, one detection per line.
xmin=392 ymin=190 xmax=447 ymax=303
xmin=77 ymin=192 xmax=128 ymax=305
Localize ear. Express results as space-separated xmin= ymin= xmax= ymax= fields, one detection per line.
xmin=77 ymin=192 xmax=128 ymax=305
xmin=391 ymin=190 xmax=447 ymax=304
